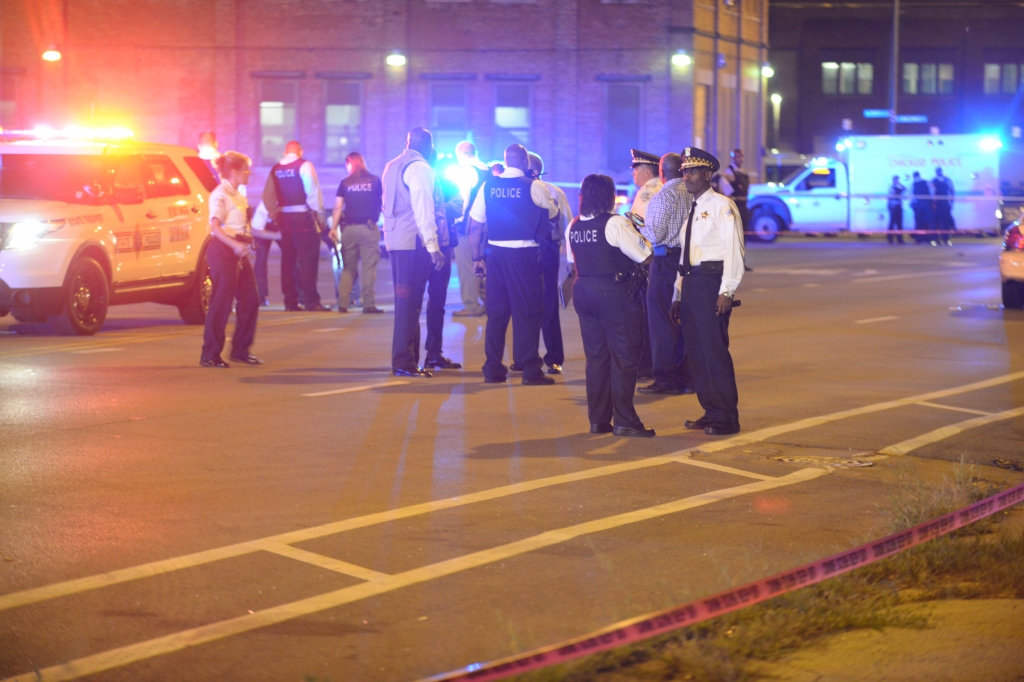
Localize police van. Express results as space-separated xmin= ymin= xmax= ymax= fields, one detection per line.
xmin=0 ymin=130 xmax=218 ymax=334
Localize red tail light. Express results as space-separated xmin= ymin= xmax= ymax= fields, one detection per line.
xmin=1005 ymin=225 xmax=1024 ymax=251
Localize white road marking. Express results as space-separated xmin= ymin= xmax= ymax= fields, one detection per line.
xmin=302 ymin=381 xmax=409 ymax=397
xmin=878 ymin=406 xmax=1024 ymax=456
xmin=311 ymin=328 xmax=347 ymax=333
xmin=915 ymin=401 xmax=994 ymax=417
xmin=0 ymin=469 xmax=827 ymax=682
xmin=754 ymin=268 xmax=846 ymax=276
xmin=802 ymin=283 xmax=821 ymax=288
xmin=71 ymin=347 xmax=124 ymax=354
xmin=854 ymin=316 xmax=899 ymax=324
xmin=853 ymin=268 xmax=980 ymax=283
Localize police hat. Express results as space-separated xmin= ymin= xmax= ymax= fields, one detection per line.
xmin=630 ymin=149 xmax=660 ymax=168
xmin=680 ymin=147 xmax=720 ymax=173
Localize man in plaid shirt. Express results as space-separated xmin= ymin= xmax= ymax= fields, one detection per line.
xmin=638 ymin=153 xmax=695 ymax=396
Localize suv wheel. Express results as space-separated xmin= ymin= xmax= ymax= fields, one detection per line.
xmin=48 ymin=257 xmax=110 ymax=335
xmin=1003 ymin=280 xmax=1024 ymax=309
xmin=178 ymin=250 xmax=211 ymax=324
xmin=750 ymin=207 xmax=781 ymax=243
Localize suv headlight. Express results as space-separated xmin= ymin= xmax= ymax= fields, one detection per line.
xmin=4 ymin=220 xmax=66 ymax=250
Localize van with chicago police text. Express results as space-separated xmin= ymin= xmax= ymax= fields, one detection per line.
xmin=0 ymin=129 xmax=219 ymax=334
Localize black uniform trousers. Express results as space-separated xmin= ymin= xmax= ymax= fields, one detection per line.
xmin=887 ymin=204 xmax=904 ymax=244
xmin=539 ymin=237 xmax=564 ymax=367
xmin=483 ymin=245 xmax=544 ymax=382
xmin=647 ymin=250 xmax=692 ymax=390
xmin=912 ymin=202 xmax=933 ymax=244
xmin=678 ymin=264 xmax=739 ymax=429
xmin=935 ymin=202 xmax=955 ymax=243
xmin=425 ymin=246 xmax=453 ymax=361
xmin=253 ymin=234 xmax=282 ymax=303
xmin=391 ymin=247 xmax=432 ymax=372
xmin=574 ymin=276 xmax=645 ymax=429
xmin=278 ymin=212 xmax=322 ymax=309
xmin=201 ymin=239 xmax=259 ymax=362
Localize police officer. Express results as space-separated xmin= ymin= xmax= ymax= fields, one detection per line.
xmin=528 ymin=151 xmax=574 ymax=375
xmin=569 ymin=174 xmax=655 ymax=437
xmin=887 ymin=175 xmax=906 ymax=245
xmin=629 ymin=149 xmax=663 ymax=220
xmin=381 ymin=128 xmax=445 ymax=377
xmin=423 ymin=149 xmax=463 ymax=370
xmin=933 ymin=167 xmax=955 ymax=245
xmin=451 ymin=141 xmax=489 ymax=317
xmin=718 ymin=149 xmax=750 ymax=231
xmin=911 ymin=171 xmax=933 ymax=245
xmin=468 ymin=143 xmax=559 ymax=385
xmin=638 ymin=153 xmax=694 ymax=396
xmin=670 ymin=148 xmax=745 ymax=436
xmin=265 ymin=140 xmax=330 ymax=312
xmin=332 ymin=152 xmax=384 ymax=314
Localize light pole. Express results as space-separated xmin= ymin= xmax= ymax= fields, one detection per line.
xmin=770 ymin=93 xmax=782 ymax=148
xmin=889 ymin=0 xmax=900 ymax=135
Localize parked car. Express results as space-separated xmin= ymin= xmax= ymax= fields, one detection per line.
xmin=1000 ymin=222 xmax=1024 ymax=308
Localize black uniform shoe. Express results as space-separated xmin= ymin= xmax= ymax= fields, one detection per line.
xmin=337 ymin=306 xmax=349 ymax=313
xmin=363 ymin=306 xmax=385 ymax=314
xmin=306 ymin=304 xmax=333 ymax=312
xmin=590 ymin=423 xmax=613 ymax=434
xmin=229 ymin=354 xmax=263 ymax=365
xmin=638 ymin=381 xmax=682 ymax=395
xmin=509 ymin=363 xmax=524 ymax=373
xmin=522 ymin=375 xmax=555 ymax=386
xmin=704 ymin=423 xmax=741 ymax=436
xmin=613 ymin=425 xmax=656 ymax=438
xmin=393 ymin=367 xmax=433 ymax=378
xmin=284 ymin=305 xmax=303 ymax=312
xmin=546 ymin=364 xmax=563 ymax=375
xmin=680 ymin=385 xmax=696 ymax=395
xmin=684 ymin=416 xmax=710 ymax=430
xmin=484 ymin=376 xmax=508 ymax=384
xmin=200 ymin=357 xmax=230 ymax=368
xmin=424 ymin=356 xmax=463 ymax=370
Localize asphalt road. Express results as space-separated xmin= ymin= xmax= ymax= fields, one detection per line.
xmin=1 ymin=239 xmax=1023 ymax=682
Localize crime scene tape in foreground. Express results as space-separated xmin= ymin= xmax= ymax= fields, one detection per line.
xmin=421 ymin=481 xmax=1024 ymax=682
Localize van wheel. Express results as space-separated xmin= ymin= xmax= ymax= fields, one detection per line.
xmin=178 ymin=250 xmax=211 ymax=324
xmin=1003 ymin=281 xmax=1024 ymax=309
xmin=48 ymin=257 xmax=109 ymax=335
xmin=750 ymin=208 xmax=781 ymax=243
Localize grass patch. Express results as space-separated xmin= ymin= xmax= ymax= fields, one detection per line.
xmin=512 ymin=460 xmax=1024 ymax=682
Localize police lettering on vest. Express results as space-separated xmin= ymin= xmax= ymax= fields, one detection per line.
xmin=482 ymin=176 xmax=545 ymax=242
xmin=272 ymin=158 xmax=307 ymax=208
xmin=569 ymin=214 xmax=634 ymax=278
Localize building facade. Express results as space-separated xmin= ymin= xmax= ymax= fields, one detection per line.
xmin=769 ymin=0 xmax=1024 ymax=187
xmin=1 ymin=0 xmax=768 ymax=193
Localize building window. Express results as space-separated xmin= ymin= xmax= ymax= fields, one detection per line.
xmin=903 ymin=63 xmax=919 ymax=95
xmin=0 ymin=77 xmax=15 ymax=129
xmin=493 ymin=83 xmax=530 ymax=152
xmin=822 ymin=62 xmax=872 ymax=95
xmin=984 ymin=64 xmax=1001 ymax=94
xmin=430 ymin=83 xmax=469 ymax=155
xmin=259 ymin=81 xmax=297 ymax=165
xmin=904 ymin=62 xmax=955 ymax=95
xmin=1004 ymin=64 xmax=1019 ymax=94
xmin=606 ymin=83 xmax=641 ymax=172
xmin=325 ymin=81 xmax=361 ymax=166
xmin=984 ymin=63 xmax=1024 ymax=95
xmin=938 ymin=64 xmax=954 ymax=94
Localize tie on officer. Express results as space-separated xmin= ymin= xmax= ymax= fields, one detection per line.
xmin=332 ymin=152 xmax=384 ymax=314
xmin=670 ymin=148 xmax=745 ymax=436
xmin=265 ymin=140 xmax=330 ymax=312
xmin=468 ymin=144 xmax=559 ymax=385
xmin=638 ymin=153 xmax=695 ymax=396
xmin=381 ymin=128 xmax=446 ymax=377
xmin=569 ymin=174 xmax=655 ymax=437
xmin=527 ymin=151 xmax=574 ymax=376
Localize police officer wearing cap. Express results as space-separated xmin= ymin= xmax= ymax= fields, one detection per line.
xmin=569 ymin=174 xmax=655 ymax=437
xmin=468 ymin=143 xmax=559 ymax=385
xmin=629 ymin=149 xmax=663 ymax=220
xmin=670 ymin=148 xmax=745 ymax=435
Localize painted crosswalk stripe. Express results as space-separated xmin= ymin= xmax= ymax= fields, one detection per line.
xmin=302 ymin=381 xmax=409 ymax=397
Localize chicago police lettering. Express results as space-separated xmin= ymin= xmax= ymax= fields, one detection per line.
xmin=570 ymin=229 xmax=598 ymax=244
xmin=490 ymin=186 xmax=522 ymax=199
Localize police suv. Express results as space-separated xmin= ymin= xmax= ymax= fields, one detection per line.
xmin=0 ymin=131 xmax=218 ymax=334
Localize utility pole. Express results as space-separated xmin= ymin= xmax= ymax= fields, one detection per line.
xmin=888 ymin=0 xmax=899 ymax=135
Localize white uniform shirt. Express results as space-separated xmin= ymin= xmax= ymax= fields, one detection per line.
xmin=402 ymin=153 xmax=440 ymax=253
xmin=543 ymin=181 xmax=574 ymax=245
xmin=630 ymin=176 xmax=663 ymax=220
xmin=672 ymin=188 xmax=745 ymax=300
xmin=468 ymin=167 xmax=558 ymax=248
xmin=209 ymin=180 xmax=249 ymax=238
xmin=567 ymin=213 xmax=652 ymax=264
xmin=276 ymin=152 xmax=324 ymax=215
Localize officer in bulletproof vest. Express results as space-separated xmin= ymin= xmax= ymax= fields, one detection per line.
xmin=467 ymin=143 xmax=559 ymax=385
xmin=932 ymin=167 xmax=955 ymax=245
xmin=332 ymin=151 xmax=384 ymax=313
xmin=718 ymin=149 xmax=750 ymax=230
xmin=265 ymin=140 xmax=330 ymax=311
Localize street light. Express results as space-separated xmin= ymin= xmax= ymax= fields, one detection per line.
xmin=42 ymin=48 xmax=62 ymax=62
xmin=386 ymin=51 xmax=406 ymax=67
xmin=770 ymin=94 xmax=782 ymax=148
xmin=762 ymin=64 xmax=775 ymax=78
xmin=671 ymin=51 xmax=692 ymax=67
xmin=770 ymin=93 xmax=782 ymax=105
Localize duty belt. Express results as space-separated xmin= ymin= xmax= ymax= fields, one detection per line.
xmin=678 ymin=260 xmax=723 ymax=276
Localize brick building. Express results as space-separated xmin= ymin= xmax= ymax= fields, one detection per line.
xmin=769 ymin=0 xmax=1024 ymax=186
xmin=1 ymin=0 xmax=769 ymax=193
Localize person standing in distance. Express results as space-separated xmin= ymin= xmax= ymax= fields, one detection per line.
xmin=932 ymin=167 xmax=955 ymax=245
xmin=468 ymin=143 xmax=559 ymax=385
xmin=910 ymin=171 xmax=933 ymax=245
xmin=381 ymin=128 xmax=446 ymax=378
xmin=887 ymin=175 xmax=906 ymax=245
xmin=451 ymin=141 xmax=489 ymax=317
xmin=527 ymin=151 xmax=573 ymax=375
xmin=332 ymin=152 xmax=384 ymax=314
xmin=250 ymin=188 xmax=283 ymax=307
xmin=670 ymin=148 xmax=745 ymax=436
xmin=200 ymin=152 xmax=262 ymax=368
xmin=569 ymin=174 xmax=655 ymax=437
xmin=718 ymin=149 xmax=750 ymax=231
xmin=638 ymin=152 xmax=694 ymax=396
xmin=423 ymin=150 xmax=464 ymax=371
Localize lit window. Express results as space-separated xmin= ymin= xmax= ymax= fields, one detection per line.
xmin=325 ymin=82 xmax=361 ymax=166
xmin=839 ymin=62 xmax=856 ymax=94
xmin=494 ymin=83 xmax=530 ymax=151
xmin=823 ymin=62 xmax=871 ymax=95
xmin=821 ymin=62 xmax=839 ymax=94
xmin=1003 ymin=64 xmax=1019 ymax=94
xmin=938 ymin=64 xmax=954 ymax=94
xmin=920 ymin=63 xmax=937 ymax=95
xmin=856 ymin=63 xmax=873 ymax=94
xmin=606 ymin=83 xmax=641 ymax=173
xmin=903 ymin=63 xmax=919 ymax=95
xmin=430 ymin=83 xmax=469 ymax=155
xmin=259 ymin=81 xmax=297 ymax=165
xmin=984 ymin=64 xmax=1001 ymax=94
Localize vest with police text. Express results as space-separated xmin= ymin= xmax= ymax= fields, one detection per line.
xmin=482 ymin=175 xmax=544 ymax=242
xmin=569 ymin=214 xmax=634 ymax=277
xmin=271 ymin=158 xmax=307 ymax=208
xmin=339 ymin=171 xmax=382 ymax=225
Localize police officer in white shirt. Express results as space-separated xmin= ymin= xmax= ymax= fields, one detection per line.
xmin=670 ymin=148 xmax=745 ymax=435
xmin=468 ymin=144 xmax=559 ymax=385
xmin=381 ymin=128 xmax=446 ymax=377
xmin=569 ymin=174 xmax=655 ymax=437
xmin=629 ymin=149 xmax=663 ymax=221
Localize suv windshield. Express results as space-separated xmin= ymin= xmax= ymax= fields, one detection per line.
xmin=779 ymin=165 xmax=809 ymax=187
xmin=0 ymin=154 xmax=112 ymax=204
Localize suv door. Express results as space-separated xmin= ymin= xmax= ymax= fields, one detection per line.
xmin=109 ymin=156 xmax=161 ymax=283
xmin=787 ymin=167 xmax=847 ymax=230
xmin=140 ymin=155 xmax=194 ymax=278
